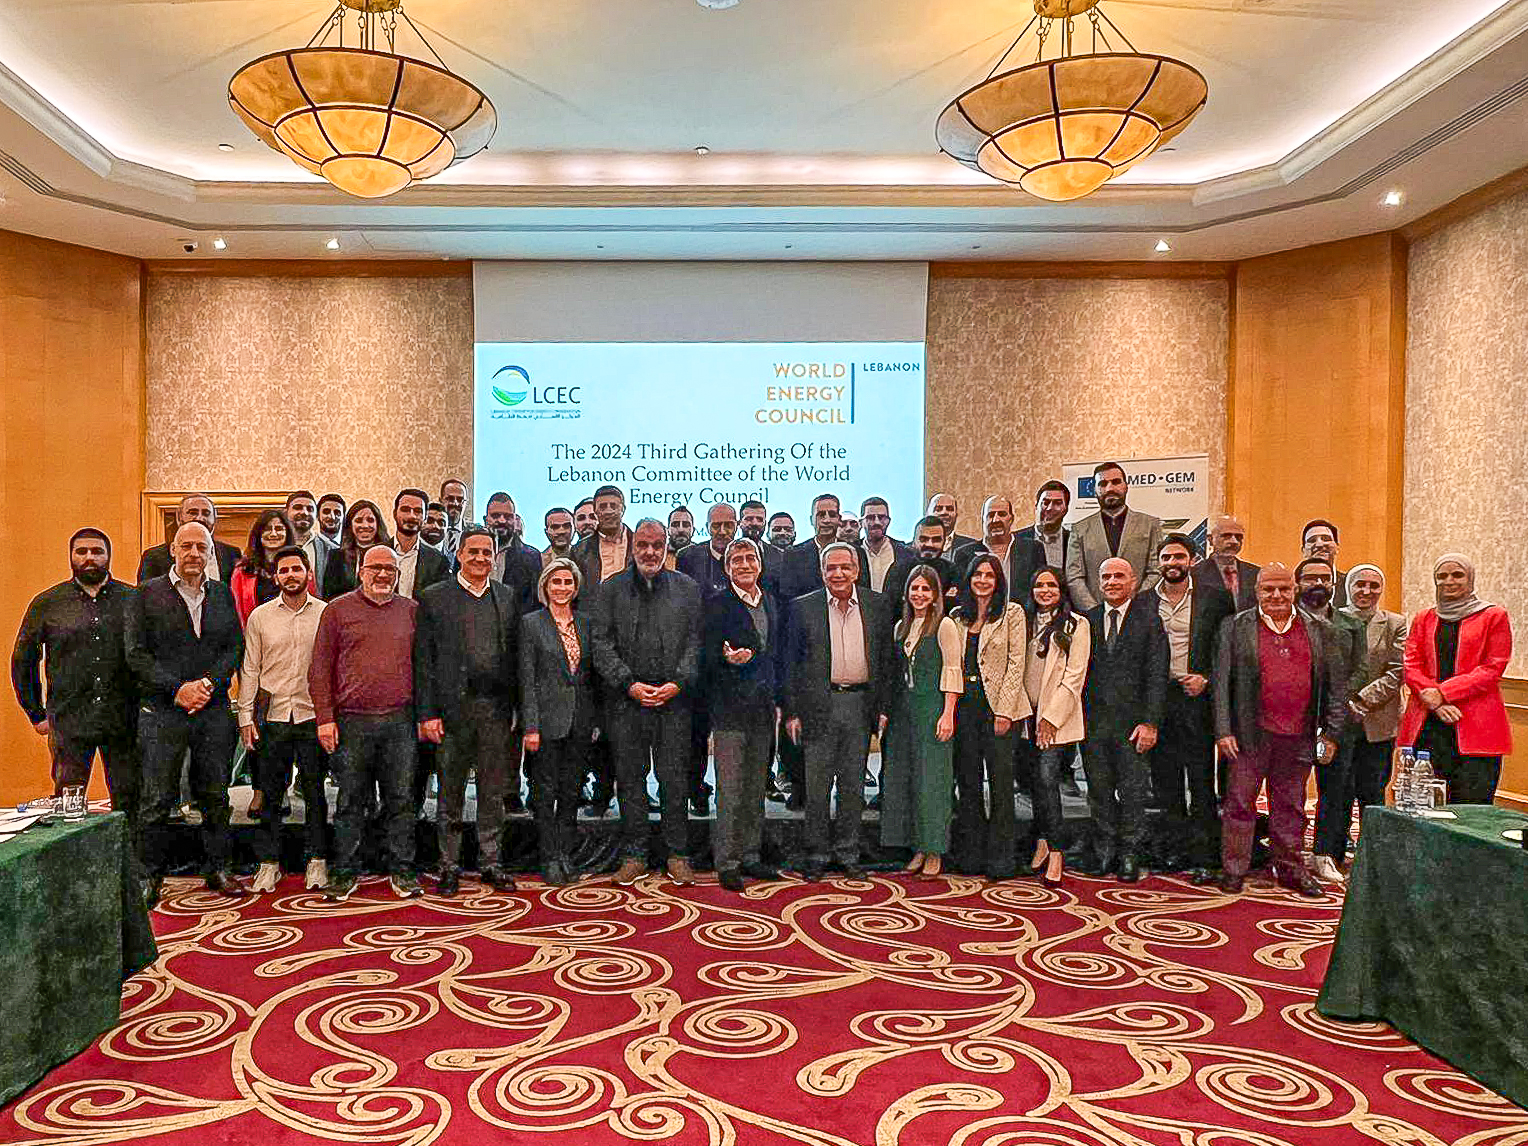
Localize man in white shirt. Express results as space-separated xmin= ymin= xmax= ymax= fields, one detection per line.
xmin=392 ymin=488 xmax=450 ymax=601
xmin=239 ymin=546 xmax=329 ymax=893
xmin=856 ymin=497 xmax=911 ymax=594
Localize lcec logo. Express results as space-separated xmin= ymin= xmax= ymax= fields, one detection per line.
xmin=489 ymin=365 xmax=582 ymax=419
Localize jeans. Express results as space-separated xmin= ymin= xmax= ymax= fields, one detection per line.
xmin=712 ymin=707 xmax=775 ymax=870
xmin=803 ymin=691 xmax=871 ymax=866
xmin=436 ymin=698 xmax=512 ymax=870
xmin=1221 ymin=732 xmax=1310 ymax=882
xmin=608 ymin=701 xmax=691 ymax=860
xmin=331 ymin=711 xmax=417 ymax=875
xmin=951 ymin=690 xmax=1017 ymax=878
xmin=255 ymin=718 xmax=327 ymax=862
xmin=531 ymin=734 xmax=588 ymax=866
xmin=140 ymin=703 xmax=236 ymax=876
xmin=1026 ymin=742 xmax=1069 ymax=846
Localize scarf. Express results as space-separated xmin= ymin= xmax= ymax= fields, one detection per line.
xmin=1343 ymin=563 xmax=1384 ymax=621
xmin=1433 ymin=553 xmax=1494 ymax=622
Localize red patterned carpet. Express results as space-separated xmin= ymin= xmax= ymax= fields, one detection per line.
xmin=3 ymin=869 xmax=1522 ymax=1145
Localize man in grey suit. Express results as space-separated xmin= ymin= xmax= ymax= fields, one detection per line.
xmin=1015 ymin=480 xmax=1071 ymax=573
xmin=1065 ymin=461 xmax=1164 ymax=610
xmin=286 ymin=490 xmax=336 ymax=592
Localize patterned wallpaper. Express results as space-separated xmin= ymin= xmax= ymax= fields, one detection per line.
xmin=146 ymin=273 xmax=475 ymax=514
xmin=925 ymin=276 xmax=1229 ymax=527
xmin=1406 ymin=191 xmax=1528 ymax=676
xmin=146 ymin=270 xmax=1229 ymax=537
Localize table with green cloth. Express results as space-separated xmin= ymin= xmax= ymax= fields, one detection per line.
xmin=0 ymin=812 xmax=157 ymax=1105
xmin=1317 ymin=803 xmax=1528 ymax=1110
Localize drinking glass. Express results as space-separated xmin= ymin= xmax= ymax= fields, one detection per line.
xmin=61 ymin=785 xmax=86 ymax=821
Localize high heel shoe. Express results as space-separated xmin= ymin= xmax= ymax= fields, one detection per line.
xmin=1042 ymin=851 xmax=1064 ymax=887
xmin=903 ymin=852 xmax=926 ymax=873
xmin=922 ymin=854 xmax=943 ymax=877
xmin=1028 ymin=841 xmax=1052 ymax=876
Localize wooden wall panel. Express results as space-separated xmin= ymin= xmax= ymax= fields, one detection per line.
xmin=1227 ymin=233 xmax=1407 ymax=602
xmin=0 ymin=231 xmax=144 ymax=805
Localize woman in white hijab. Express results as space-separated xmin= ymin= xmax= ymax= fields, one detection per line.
xmin=1397 ymin=555 xmax=1514 ymax=804
xmin=1310 ymin=565 xmax=1408 ymax=880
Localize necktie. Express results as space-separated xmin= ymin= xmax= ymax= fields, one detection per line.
xmin=1224 ymin=563 xmax=1239 ymax=600
xmin=1107 ymin=608 xmax=1120 ymax=649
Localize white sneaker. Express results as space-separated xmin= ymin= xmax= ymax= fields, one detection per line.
xmin=251 ymin=861 xmax=282 ymax=893
xmin=1310 ymin=855 xmax=1345 ymax=883
xmin=305 ymin=858 xmax=329 ymax=890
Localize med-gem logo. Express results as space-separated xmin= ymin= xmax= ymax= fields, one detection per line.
xmin=491 ymin=364 xmax=530 ymax=407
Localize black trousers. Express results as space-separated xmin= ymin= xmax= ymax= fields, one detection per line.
xmin=951 ymin=690 xmax=1017 ymax=879
xmin=50 ymin=726 xmax=140 ymax=867
xmin=140 ymin=703 xmax=237 ymax=876
xmin=436 ymin=698 xmax=512 ymax=870
xmin=585 ymin=737 xmax=615 ymax=803
xmin=608 ymin=701 xmax=691 ymax=860
xmin=776 ymin=714 xmax=805 ymax=792
xmin=1416 ymin=715 xmax=1502 ymax=805
xmin=1149 ymin=689 xmax=1219 ymax=865
xmin=802 ymin=691 xmax=871 ymax=866
xmin=412 ymin=741 xmax=440 ymax=815
xmin=531 ymin=734 xmax=588 ymax=866
xmin=255 ymin=718 xmax=326 ymax=863
xmin=688 ymin=702 xmax=713 ymax=797
xmin=1081 ymin=731 xmax=1149 ymax=859
xmin=331 ymin=711 xmax=417 ymax=876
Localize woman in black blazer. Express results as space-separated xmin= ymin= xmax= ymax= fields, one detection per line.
xmin=321 ymin=500 xmax=393 ymax=600
xmin=702 ymin=538 xmax=784 ymax=892
xmin=520 ymin=557 xmax=596 ymax=886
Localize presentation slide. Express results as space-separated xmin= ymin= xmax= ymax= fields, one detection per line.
xmin=473 ymin=342 xmax=926 ymax=540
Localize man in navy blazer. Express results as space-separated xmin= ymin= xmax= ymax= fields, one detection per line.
xmin=126 ymin=523 xmax=244 ymax=904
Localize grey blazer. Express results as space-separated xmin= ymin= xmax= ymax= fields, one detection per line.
xmin=1342 ymin=607 xmax=1408 ymax=743
xmin=519 ymin=608 xmax=594 ymax=741
xmin=1064 ymin=508 xmax=1165 ymax=610
xmin=306 ymin=532 xmax=337 ymax=591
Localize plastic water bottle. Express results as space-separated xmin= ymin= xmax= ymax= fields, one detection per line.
xmin=1393 ymin=747 xmax=1415 ymax=812
xmin=1412 ymin=751 xmax=1434 ymax=813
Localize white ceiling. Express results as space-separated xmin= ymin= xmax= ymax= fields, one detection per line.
xmin=1 ymin=0 xmax=1527 ymax=260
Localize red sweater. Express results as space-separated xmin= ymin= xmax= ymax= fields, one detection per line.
xmin=1257 ymin=619 xmax=1313 ymax=737
xmin=308 ymin=590 xmax=417 ymax=723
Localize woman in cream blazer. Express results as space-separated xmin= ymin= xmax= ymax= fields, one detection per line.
xmin=947 ymin=553 xmax=1032 ymax=880
xmin=1022 ymin=567 xmax=1091 ymax=885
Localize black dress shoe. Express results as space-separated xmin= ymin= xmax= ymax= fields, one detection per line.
xmin=785 ymin=792 xmax=805 ymax=812
xmin=481 ymin=866 xmax=518 ymax=892
xmin=841 ymin=864 xmax=867 ymax=880
xmin=1280 ymin=873 xmax=1325 ymax=899
xmin=741 ymin=860 xmax=780 ymax=880
xmin=689 ymin=792 xmax=711 ymax=817
xmin=863 ymin=768 xmax=877 ymax=789
xmin=1117 ymin=855 xmax=1142 ymax=883
xmin=543 ymin=859 xmax=572 ymax=887
xmin=436 ymin=867 xmax=461 ymax=897
xmin=143 ymin=876 xmax=164 ymax=909
xmin=505 ymin=793 xmax=526 ymax=814
xmin=765 ymin=783 xmax=787 ymax=804
xmin=865 ymin=792 xmax=882 ymax=811
xmin=718 ymin=867 xmax=745 ymax=892
xmin=799 ymin=861 xmax=825 ymax=882
xmin=587 ymin=800 xmax=611 ymax=819
xmin=1187 ymin=867 xmax=1220 ymax=886
xmin=1060 ymin=774 xmax=1083 ymax=799
xmin=205 ymin=870 xmax=246 ymax=897
xmin=1218 ymin=873 xmax=1245 ymax=894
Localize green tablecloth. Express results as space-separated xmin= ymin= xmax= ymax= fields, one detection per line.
xmin=0 ymin=812 xmax=157 ymax=1105
xmin=1317 ymin=804 xmax=1528 ymax=1109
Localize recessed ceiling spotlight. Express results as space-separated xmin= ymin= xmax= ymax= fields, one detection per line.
xmin=1154 ymin=238 xmax=1172 ymax=253
xmin=217 ymin=142 xmax=235 ymax=152
xmin=325 ymin=237 xmax=340 ymax=250
xmin=694 ymin=145 xmax=710 ymax=156
xmin=696 ymin=0 xmax=740 ymax=9
xmin=1382 ymin=189 xmax=1404 ymax=207
xmin=212 ymin=237 xmax=227 ymax=251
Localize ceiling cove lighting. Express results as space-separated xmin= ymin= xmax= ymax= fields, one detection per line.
xmin=936 ymin=0 xmax=1206 ymax=202
xmin=1154 ymin=238 xmax=1171 ymax=252
xmin=1382 ymin=189 xmax=1404 ymax=207
xmin=229 ymin=0 xmax=496 ymax=199
xmin=212 ymin=237 xmax=228 ymax=250
xmin=325 ymin=237 xmax=341 ymax=250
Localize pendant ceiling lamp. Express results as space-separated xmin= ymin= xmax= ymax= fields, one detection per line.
xmin=229 ymin=0 xmax=496 ymax=199
xmin=936 ymin=0 xmax=1206 ymax=202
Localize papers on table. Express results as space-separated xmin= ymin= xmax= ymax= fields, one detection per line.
xmin=1503 ymin=828 xmax=1524 ymax=843
xmin=0 ymin=809 xmax=51 ymax=841
xmin=1415 ymin=809 xmax=1458 ymax=820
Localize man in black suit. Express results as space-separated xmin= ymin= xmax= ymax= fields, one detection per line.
xmin=486 ymin=491 xmax=543 ymax=615
xmin=676 ymin=501 xmax=742 ymax=814
xmin=391 ymin=489 xmax=451 ymax=601
xmin=570 ymin=484 xmax=634 ymax=602
xmin=591 ymin=518 xmax=704 ymax=886
xmin=1191 ymin=514 xmax=1259 ymax=611
xmin=952 ymin=496 xmax=1046 ymax=603
xmin=882 ymin=516 xmax=959 ymax=619
xmin=855 ymin=496 xmax=913 ymax=594
xmin=926 ymin=492 xmax=979 ymax=559
xmin=414 ymin=528 xmax=520 ymax=896
xmin=780 ymin=493 xmax=869 ymax=602
xmin=1015 ymin=480 xmax=1072 ymax=575
xmin=136 ymin=493 xmax=242 ymax=584
xmin=125 ymin=522 xmax=244 ymax=904
xmin=1071 ymin=557 xmax=1169 ymax=882
xmin=1148 ymin=534 xmax=1235 ymax=872
xmin=784 ymin=543 xmax=894 ymax=880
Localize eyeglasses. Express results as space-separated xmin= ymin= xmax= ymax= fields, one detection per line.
xmin=361 ymin=565 xmax=398 ymax=574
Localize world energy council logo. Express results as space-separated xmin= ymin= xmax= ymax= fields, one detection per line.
xmin=489 ymin=365 xmax=582 ymax=421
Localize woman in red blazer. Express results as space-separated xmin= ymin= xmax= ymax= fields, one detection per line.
xmin=1398 ymin=554 xmax=1513 ymax=803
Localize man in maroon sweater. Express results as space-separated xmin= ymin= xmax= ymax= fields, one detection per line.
xmin=1212 ymin=563 xmax=1348 ymax=897
xmin=308 ymin=544 xmax=421 ymax=901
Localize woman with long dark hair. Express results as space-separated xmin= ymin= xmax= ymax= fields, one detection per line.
xmin=321 ymin=499 xmax=394 ymax=599
xmin=1022 ymin=566 xmax=1091 ymax=885
xmin=880 ymin=564 xmax=962 ymax=877
xmin=948 ymin=553 xmax=1031 ymax=879
xmin=231 ymin=510 xmax=297 ymax=624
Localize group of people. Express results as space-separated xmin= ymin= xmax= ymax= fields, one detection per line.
xmin=11 ymin=464 xmax=1514 ymax=905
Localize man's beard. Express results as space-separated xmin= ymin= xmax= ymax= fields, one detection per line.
xmin=741 ymin=525 xmax=763 ymax=541
xmin=73 ymin=564 xmax=109 ymax=585
xmin=1300 ymin=586 xmax=1332 ymax=609
xmin=668 ymin=536 xmax=689 ymax=552
xmin=1099 ymin=495 xmax=1125 ymax=513
xmin=1162 ymin=566 xmax=1188 ymax=584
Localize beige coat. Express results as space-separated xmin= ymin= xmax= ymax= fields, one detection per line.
xmin=1026 ymin=612 xmax=1092 ymax=746
xmin=949 ymin=602 xmax=1032 ymax=723
xmin=1345 ymin=607 xmax=1408 ymax=742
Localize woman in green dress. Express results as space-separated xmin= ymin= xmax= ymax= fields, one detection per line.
xmin=880 ymin=565 xmax=963 ymax=876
